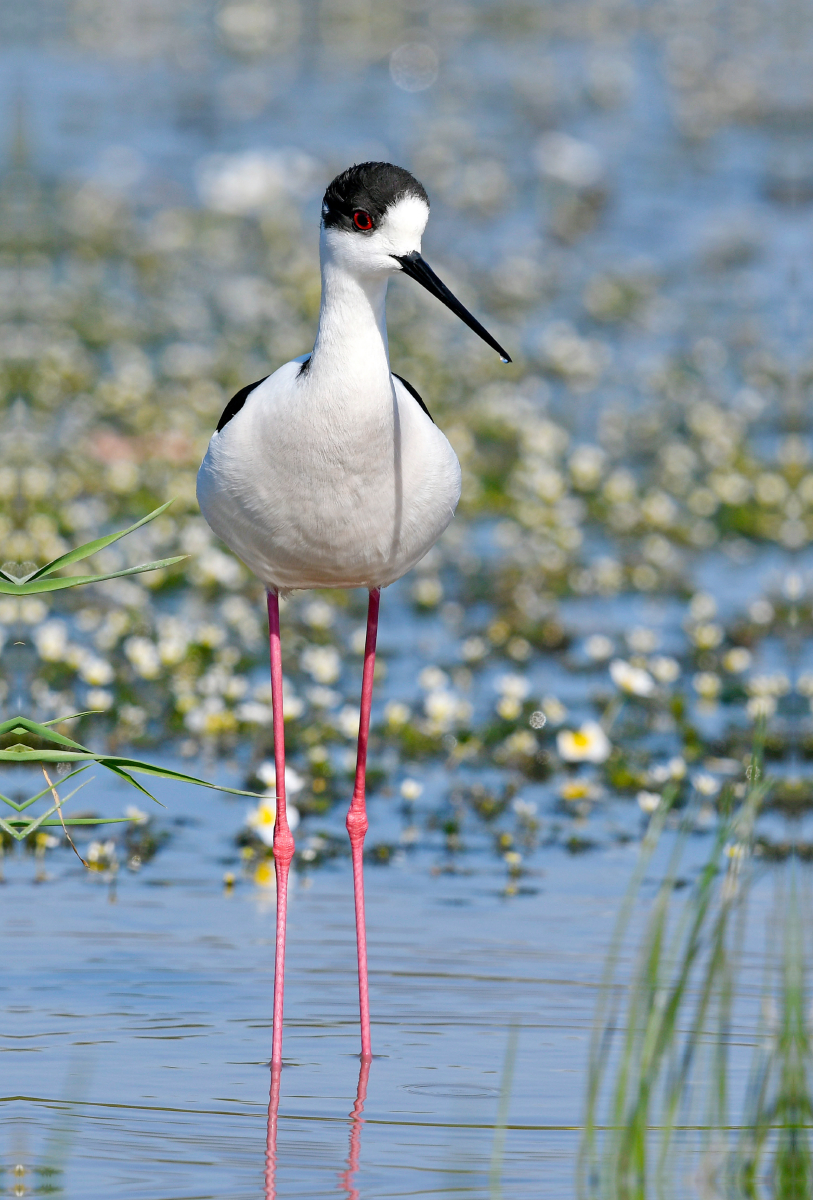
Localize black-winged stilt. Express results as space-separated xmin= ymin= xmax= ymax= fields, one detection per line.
xmin=197 ymin=161 xmax=510 ymax=1070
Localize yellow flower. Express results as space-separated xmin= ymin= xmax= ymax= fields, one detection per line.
xmin=246 ymin=797 xmax=300 ymax=846
xmin=557 ymin=722 xmax=611 ymax=763
xmin=254 ymin=860 xmax=275 ymax=888
xmin=561 ymin=778 xmax=601 ymax=802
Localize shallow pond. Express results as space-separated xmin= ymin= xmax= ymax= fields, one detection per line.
xmin=5 ymin=0 xmax=813 ymax=1194
xmin=2 ymin=765 xmax=770 ymax=1200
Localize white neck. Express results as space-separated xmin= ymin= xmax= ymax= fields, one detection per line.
xmin=309 ymin=261 xmax=390 ymax=387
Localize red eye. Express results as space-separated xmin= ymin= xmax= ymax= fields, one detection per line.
xmin=353 ymin=210 xmax=373 ymax=231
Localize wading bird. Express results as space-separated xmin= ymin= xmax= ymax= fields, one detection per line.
xmin=197 ymin=162 xmax=510 ymax=1070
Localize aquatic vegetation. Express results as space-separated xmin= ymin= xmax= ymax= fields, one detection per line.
xmin=0 ymin=508 xmax=257 ymax=848
xmin=580 ymin=733 xmax=813 ymax=1198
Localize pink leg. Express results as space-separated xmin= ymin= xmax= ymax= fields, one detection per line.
xmin=346 ymin=587 xmax=380 ymax=1062
xmin=267 ymin=592 xmax=295 ymax=1071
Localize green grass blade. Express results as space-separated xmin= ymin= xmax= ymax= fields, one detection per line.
xmin=39 ymin=712 xmax=105 ymax=726
xmin=0 ymin=766 xmax=91 ymax=813
xmin=20 ymin=500 xmax=176 ymax=582
xmin=0 ymin=555 xmax=187 ymax=595
xmin=1 ymin=715 xmax=94 ymax=750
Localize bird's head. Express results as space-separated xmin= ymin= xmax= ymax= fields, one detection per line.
xmin=320 ymin=161 xmax=511 ymax=362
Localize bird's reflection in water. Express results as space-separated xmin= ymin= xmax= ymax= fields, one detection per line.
xmin=339 ymin=1059 xmax=370 ymax=1200
xmin=264 ymin=1066 xmax=282 ymax=1199
xmin=264 ymin=1059 xmax=371 ymax=1199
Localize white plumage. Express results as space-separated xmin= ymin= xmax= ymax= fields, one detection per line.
xmin=197 ymin=191 xmax=462 ymax=593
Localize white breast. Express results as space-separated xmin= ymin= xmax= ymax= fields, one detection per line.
xmin=196 ymin=362 xmax=461 ymax=592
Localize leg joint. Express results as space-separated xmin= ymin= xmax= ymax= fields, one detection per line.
xmin=346 ymin=807 xmax=368 ymax=843
xmin=273 ymin=827 xmax=295 ymax=865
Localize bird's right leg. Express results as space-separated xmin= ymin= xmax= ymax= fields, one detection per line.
xmin=267 ymin=591 xmax=295 ymax=1071
xmin=346 ymin=588 xmax=380 ymax=1062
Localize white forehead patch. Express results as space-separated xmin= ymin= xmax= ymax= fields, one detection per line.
xmin=379 ymin=194 xmax=430 ymax=251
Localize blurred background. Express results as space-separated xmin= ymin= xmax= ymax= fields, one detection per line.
xmin=2 ymin=1 xmax=812 ymax=1197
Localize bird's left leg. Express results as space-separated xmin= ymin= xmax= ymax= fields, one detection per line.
xmin=267 ymin=591 xmax=295 ymax=1071
xmin=346 ymin=587 xmax=380 ymax=1062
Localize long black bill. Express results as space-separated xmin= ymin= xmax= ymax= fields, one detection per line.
xmin=394 ymin=251 xmax=512 ymax=363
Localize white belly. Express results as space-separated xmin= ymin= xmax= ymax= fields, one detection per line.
xmin=196 ymin=362 xmax=461 ymax=592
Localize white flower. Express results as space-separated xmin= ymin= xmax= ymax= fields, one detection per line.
xmin=34 ymin=620 xmax=68 ymax=662
xmin=423 ymin=690 xmax=454 ymax=729
xmin=79 ymin=656 xmax=114 ymax=686
xmin=301 ymin=644 xmax=341 ymax=685
xmin=424 ymin=690 xmax=470 ymax=731
xmin=747 ymin=695 xmax=776 ymax=720
xmin=384 ymin=700 xmax=411 ymax=728
xmin=461 ymin=636 xmax=488 ymax=663
xmin=749 ymin=600 xmax=774 ymax=625
xmin=627 ymin=627 xmax=658 ymax=653
xmin=542 ymin=695 xmax=567 ymax=725
xmin=400 ymin=779 xmax=423 ymax=801
xmin=246 ymin=798 xmax=300 ymax=846
xmin=649 ymin=656 xmax=680 ymax=684
xmin=495 ymin=674 xmax=531 ymax=699
xmin=512 ymin=798 xmax=538 ymax=818
xmin=413 ymin=577 xmax=443 ymax=607
xmin=195 ymin=623 xmax=226 ymax=648
xmin=87 ymin=839 xmax=116 ymax=865
xmin=302 ymin=600 xmax=335 ymax=629
xmin=747 ymin=673 xmax=790 ymax=697
xmin=307 ymin=686 xmax=341 ymax=709
xmin=255 ymin=763 xmax=305 ymax=795
xmin=689 ymin=593 xmax=717 ymax=621
xmin=336 ymin=705 xmax=361 ymax=738
xmin=610 ymin=659 xmax=655 ymax=697
xmin=350 ymin=626 xmax=368 ymax=654
xmin=496 ymin=696 xmax=522 ymax=721
xmin=236 ymin=701 xmax=272 ymax=725
xmin=418 ymin=666 xmax=449 ymax=691
xmin=286 ymin=696 xmax=307 ymax=721
xmin=692 ymin=672 xmax=721 ymax=699
xmin=723 ymin=647 xmax=752 ymax=673
xmin=637 ymin=790 xmax=661 ymax=813
xmin=125 ymin=805 xmax=148 ymax=825
xmin=124 ymin=636 xmax=161 ymax=679
xmin=499 ymin=730 xmax=537 ymax=758
xmin=690 ymin=622 xmax=724 ymax=649
xmin=86 ymin=688 xmax=114 ymax=711
xmin=693 ymin=773 xmax=721 ymax=796
xmin=584 ymin=634 xmax=614 ymax=661
xmin=65 ymin=644 xmax=89 ymax=671
xmin=158 ymin=635 xmax=188 ymax=665
xmin=557 ymin=721 xmax=611 ymax=763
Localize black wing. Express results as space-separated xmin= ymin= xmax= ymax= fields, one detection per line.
xmin=392 ymin=372 xmax=434 ymax=424
xmin=216 ymin=377 xmax=268 ymax=432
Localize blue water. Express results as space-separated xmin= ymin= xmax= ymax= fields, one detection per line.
xmin=4 ymin=0 xmax=807 ymax=1194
